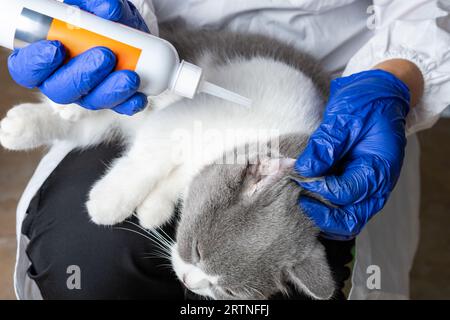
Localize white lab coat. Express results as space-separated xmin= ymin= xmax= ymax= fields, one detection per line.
xmin=14 ymin=0 xmax=450 ymax=300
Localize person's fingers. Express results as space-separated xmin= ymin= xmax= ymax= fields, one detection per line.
xmin=295 ymin=115 xmax=360 ymax=177
xmin=299 ymin=197 xmax=358 ymax=237
xmin=297 ymin=155 xmax=388 ymax=206
xmin=299 ymin=195 xmax=386 ymax=238
xmin=64 ymin=0 xmax=125 ymax=21
xmin=111 ymin=93 xmax=148 ymax=115
xmin=39 ymin=47 xmax=116 ymax=104
xmin=64 ymin=0 xmax=150 ymax=32
xmin=78 ymin=70 xmax=141 ymax=110
xmin=7 ymin=40 xmax=66 ymax=89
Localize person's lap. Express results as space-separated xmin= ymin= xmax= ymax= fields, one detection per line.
xmin=21 ymin=143 xmax=353 ymax=300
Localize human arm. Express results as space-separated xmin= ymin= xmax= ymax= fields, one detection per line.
xmin=295 ymin=59 xmax=423 ymax=240
xmin=294 ymin=0 xmax=449 ymax=239
xmin=373 ymin=59 xmax=424 ymax=108
xmin=344 ymin=0 xmax=450 ymax=134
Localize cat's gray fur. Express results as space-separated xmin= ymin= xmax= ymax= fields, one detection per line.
xmin=160 ymin=25 xmax=330 ymax=97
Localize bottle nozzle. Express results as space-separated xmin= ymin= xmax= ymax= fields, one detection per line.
xmin=199 ymin=81 xmax=252 ymax=108
xmin=171 ymin=61 xmax=252 ymax=108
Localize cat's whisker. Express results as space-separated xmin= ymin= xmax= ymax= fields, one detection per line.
xmin=143 ymin=248 xmax=171 ymax=257
xmin=149 ymin=242 xmax=171 ymax=256
xmin=114 ymin=227 xmax=155 ymax=242
xmin=141 ymin=255 xmax=174 ymax=270
xmin=115 ymin=227 xmax=171 ymax=255
xmin=145 ymin=229 xmax=174 ymax=251
xmin=124 ymin=219 xmax=154 ymax=236
xmin=143 ymin=254 xmax=172 ymax=260
xmin=243 ymin=286 xmax=254 ymax=298
xmin=123 ymin=218 xmax=174 ymax=250
xmin=156 ymin=264 xmax=176 ymax=272
xmin=123 ymin=220 xmax=172 ymax=253
xmin=155 ymin=225 xmax=174 ymax=241
xmin=155 ymin=226 xmax=175 ymax=245
xmin=149 ymin=228 xmax=174 ymax=249
xmin=143 ymin=249 xmax=172 ymax=260
xmin=239 ymin=286 xmax=250 ymax=298
xmin=154 ymin=263 xmax=174 ymax=268
xmin=149 ymin=233 xmax=172 ymax=252
xmin=243 ymin=284 xmax=265 ymax=299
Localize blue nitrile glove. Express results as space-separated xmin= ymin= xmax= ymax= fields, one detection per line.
xmin=7 ymin=0 xmax=149 ymax=115
xmin=295 ymin=70 xmax=410 ymax=240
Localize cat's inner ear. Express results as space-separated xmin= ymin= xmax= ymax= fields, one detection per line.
xmin=243 ymin=157 xmax=296 ymax=197
xmin=284 ymin=245 xmax=335 ymax=300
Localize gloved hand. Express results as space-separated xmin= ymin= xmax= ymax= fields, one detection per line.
xmin=295 ymin=70 xmax=410 ymax=240
xmin=7 ymin=0 xmax=149 ymax=115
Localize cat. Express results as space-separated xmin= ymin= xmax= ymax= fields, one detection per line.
xmin=171 ymin=137 xmax=336 ymax=300
xmin=0 ymin=28 xmax=334 ymax=299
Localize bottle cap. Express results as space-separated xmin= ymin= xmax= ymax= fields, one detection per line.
xmin=170 ymin=60 xmax=203 ymax=99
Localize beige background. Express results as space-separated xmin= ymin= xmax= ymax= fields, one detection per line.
xmin=0 ymin=48 xmax=449 ymax=300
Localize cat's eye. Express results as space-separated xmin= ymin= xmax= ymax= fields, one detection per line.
xmin=196 ymin=244 xmax=201 ymax=259
xmin=193 ymin=242 xmax=202 ymax=262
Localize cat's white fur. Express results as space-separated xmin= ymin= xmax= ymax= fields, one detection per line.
xmin=0 ymin=55 xmax=323 ymax=229
xmin=171 ymin=244 xmax=219 ymax=298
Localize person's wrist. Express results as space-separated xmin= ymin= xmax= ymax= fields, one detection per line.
xmin=328 ymin=69 xmax=411 ymax=119
xmin=373 ymin=59 xmax=424 ymax=107
xmin=365 ymin=69 xmax=411 ymax=118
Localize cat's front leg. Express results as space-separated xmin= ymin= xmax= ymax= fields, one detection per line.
xmin=136 ymin=166 xmax=190 ymax=229
xmin=0 ymin=101 xmax=68 ymax=150
xmin=50 ymin=101 xmax=91 ymax=122
xmin=86 ymin=141 xmax=179 ymax=227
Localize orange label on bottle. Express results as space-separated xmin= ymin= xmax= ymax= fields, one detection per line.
xmin=47 ymin=19 xmax=142 ymax=71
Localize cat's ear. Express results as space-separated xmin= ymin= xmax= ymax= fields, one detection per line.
xmin=284 ymin=245 xmax=335 ymax=300
xmin=244 ymin=158 xmax=296 ymax=197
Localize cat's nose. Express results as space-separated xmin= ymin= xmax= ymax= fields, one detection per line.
xmin=182 ymin=272 xmax=210 ymax=290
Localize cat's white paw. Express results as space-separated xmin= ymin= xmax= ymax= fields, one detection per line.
xmin=136 ymin=195 xmax=176 ymax=229
xmin=87 ymin=178 xmax=141 ymax=226
xmin=0 ymin=104 xmax=45 ymax=150
xmin=51 ymin=103 xmax=89 ymax=122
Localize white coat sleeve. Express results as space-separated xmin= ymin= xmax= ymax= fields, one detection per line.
xmin=128 ymin=0 xmax=159 ymax=36
xmin=343 ymin=0 xmax=450 ymax=134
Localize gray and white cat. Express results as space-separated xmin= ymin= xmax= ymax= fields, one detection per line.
xmin=0 ymin=28 xmax=333 ymax=299
xmin=172 ymin=138 xmax=336 ymax=300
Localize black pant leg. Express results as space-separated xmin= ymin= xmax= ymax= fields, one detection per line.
xmin=22 ymin=144 xmax=185 ymax=300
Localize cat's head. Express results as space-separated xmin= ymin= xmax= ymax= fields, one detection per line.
xmin=171 ymin=155 xmax=335 ymax=300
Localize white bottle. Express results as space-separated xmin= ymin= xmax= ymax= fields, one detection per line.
xmin=0 ymin=0 xmax=251 ymax=107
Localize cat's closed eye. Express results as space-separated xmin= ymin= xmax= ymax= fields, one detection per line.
xmin=193 ymin=241 xmax=202 ymax=262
